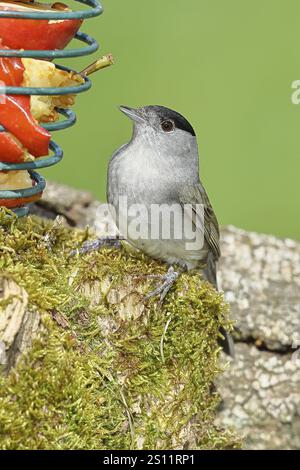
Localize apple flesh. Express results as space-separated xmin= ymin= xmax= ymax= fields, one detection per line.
xmin=0 ymin=2 xmax=82 ymax=50
xmin=0 ymin=170 xmax=43 ymax=208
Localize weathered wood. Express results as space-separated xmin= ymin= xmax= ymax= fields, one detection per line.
xmin=0 ymin=277 xmax=40 ymax=374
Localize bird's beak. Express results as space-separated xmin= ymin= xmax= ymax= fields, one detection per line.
xmin=119 ymin=106 xmax=145 ymax=124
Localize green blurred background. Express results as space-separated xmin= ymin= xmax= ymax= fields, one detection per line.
xmin=46 ymin=0 xmax=300 ymax=240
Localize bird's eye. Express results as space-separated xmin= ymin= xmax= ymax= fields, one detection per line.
xmin=161 ymin=120 xmax=175 ymax=132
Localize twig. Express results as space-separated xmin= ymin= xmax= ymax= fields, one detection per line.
xmin=119 ymin=389 xmax=135 ymax=449
xmin=160 ymin=315 xmax=173 ymax=363
xmin=80 ymin=54 xmax=115 ymax=77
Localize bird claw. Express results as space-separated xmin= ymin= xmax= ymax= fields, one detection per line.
xmin=144 ymin=266 xmax=179 ymax=304
xmin=70 ymin=236 xmax=124 ymax=256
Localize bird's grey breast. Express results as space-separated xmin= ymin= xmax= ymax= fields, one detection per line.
xmin=108 ymin=139 xmax=181 ymax=207
xmin=108 ymin=136 xmax=200 ymax=206
xmin=107 ymin=138 xmax=209 ymax=268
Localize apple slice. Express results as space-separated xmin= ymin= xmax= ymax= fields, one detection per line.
xmin=22 ymin=57 xmax=84 ymax=122
xmin=0 ymin=1 xmax=82 ymax=50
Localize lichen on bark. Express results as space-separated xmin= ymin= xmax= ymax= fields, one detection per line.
xmin=0 ymin=209 xmax=238 ymax=450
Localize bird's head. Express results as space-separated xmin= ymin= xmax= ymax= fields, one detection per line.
xmin=119 ymin=105 xmax=198 ymax=160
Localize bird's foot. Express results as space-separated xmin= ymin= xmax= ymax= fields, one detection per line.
xmin=70 ymin=236 xmax=124 ymax=256
xmin=142 ymin=266 xmax=180 ymax=304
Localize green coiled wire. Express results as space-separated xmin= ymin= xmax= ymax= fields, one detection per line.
xmin=0 ymin=0 xmax=103 ymax=216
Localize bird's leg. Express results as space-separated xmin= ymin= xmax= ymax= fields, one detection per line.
xmin=144 ymin=266 xmax=181 ymax=304
xmin=70 ymin=235 xmax=124 ymax=256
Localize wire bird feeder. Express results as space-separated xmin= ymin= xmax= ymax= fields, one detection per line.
xmin=0 ymin=0 xmax=104 ymax=217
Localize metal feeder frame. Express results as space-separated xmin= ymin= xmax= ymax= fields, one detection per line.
xmin=0 ymin=0 xmax=103 ymax=216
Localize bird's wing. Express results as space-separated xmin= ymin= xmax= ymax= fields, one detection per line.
xmin=178 ymin=182 xmax=221 ymax=260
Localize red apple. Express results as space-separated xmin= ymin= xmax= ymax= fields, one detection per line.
xmin=0 ymin=2 xmax=83 ymax=50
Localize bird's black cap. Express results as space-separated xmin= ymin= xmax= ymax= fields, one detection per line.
xmin=147 ymin=105 xmax=196 ymax=136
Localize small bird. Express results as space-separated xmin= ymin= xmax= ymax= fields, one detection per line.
xmin=109 ymin=105 xmax=234 ymax=356
xmin=80 ymin=105 xmax=234 ymax=356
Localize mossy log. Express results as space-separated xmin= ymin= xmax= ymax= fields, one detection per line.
xmin=28 ymin=181 xmax=300 ymax=449
xmin=0 ymin=210 xmax=238 ymax=450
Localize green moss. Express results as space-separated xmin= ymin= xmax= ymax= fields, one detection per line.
xmin=0 ymin=209 xmax=239 ymax=450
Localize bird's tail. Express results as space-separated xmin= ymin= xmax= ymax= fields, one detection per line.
xmin=203 ymin=253 xmax=235 ymax=358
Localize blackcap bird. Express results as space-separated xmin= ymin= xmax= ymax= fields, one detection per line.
xmin=79 ymin=105 xmax=234 ymax=356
